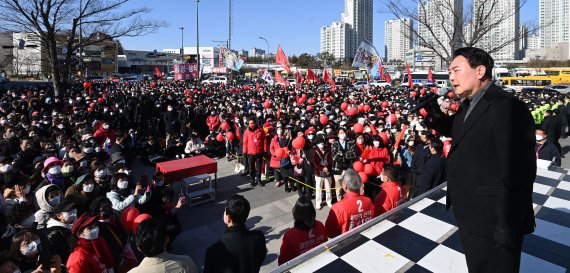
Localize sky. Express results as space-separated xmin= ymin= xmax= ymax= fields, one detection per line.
xmin=119 ymin=0 xmax=539 ymax=56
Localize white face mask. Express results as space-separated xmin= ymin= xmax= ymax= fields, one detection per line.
xmin=20 ymin=239 xmax=40 ymax=256
xmin=61 ymin=209 xmax=77 ymax=223
xmin=365 ymin=128 xmax=372 ymax=133
xmin=82 ymin=226 xmax=99 ymax=240
xmin=48 ymin=165 xmax=62 ymax=175
xmin=307 ymin=135 xmax=315 ymax=140
xmin=357 ymin=139 xmax=364 ymax=145
xmin=373 ymin=141 xmax=380 ymax=147
xmin=167 ymin=107 xmax=173 ymax=111
xmin=117 ymin=180 xmax=129 ymax=189
xmin=338 ymin=134 xmax=346 ymax=140
xmin=317 ymin=143 xmax=325 ymax=149
xmin=83 ymin=147 xmax=94 ymax=154
xmin=23 ymin=185 xmax=31 ymax=194
xmin=380 ymin=174 xmax=388 ymax=182
xmin=49 ymin=195 xmax=61 ymax=206
xmin=358 ymin=118 xmax=366 ymax=124
xmin=95 ymin=169 xmax=107 ymax=178
xmin=83 ymin=183 xmax=95 ymax=193
xmin=62 ymin=165 xmax=74 ymax=174
xmin=325 ymin=128 xmax=332 ymax=134
xmin=277 ymin=129 xmax=283 ymax=135
xmin=408 ymin=141 xmax=415 ymax=146
xmin=536 ymin=134 xmax=544 ymax=142
xmin=103 ymin=124 xmax=110 ymax=130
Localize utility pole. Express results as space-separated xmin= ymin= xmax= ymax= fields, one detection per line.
xmin=79 ymin=0 xmax=83 ymax=79
xmin=179 ymin=27 xmax=185 ymax=61
xmin=196 ymin=0 xmax=200 ymax=80
xmin=228 ymin=0 xmax=232 ymax=51
xmin=259 ymin=36 xmax=269 ymax=70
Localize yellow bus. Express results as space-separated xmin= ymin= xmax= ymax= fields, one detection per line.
xmin=501 ymin=76 xmax=554 ymax=91
xmin=532 ymin=68 xmax=570 ymax=84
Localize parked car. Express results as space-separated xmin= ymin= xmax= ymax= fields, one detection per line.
xmin=0 ymin=76 xmax=9 ymax=84
xmin=352 ymin=81 xmax=368 ymax=89
xmin=548 ymin=85 xmax=570 ymax=94
xmin=123 ymin=75 xmax=144 ymax=82
xmin=370 ymin=80 xmax=391 ymax=88
xmin=202 ymin=76 xmax=228 ymax=85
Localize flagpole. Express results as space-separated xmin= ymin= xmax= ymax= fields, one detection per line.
xmin=259 ymin=36 xmax=269 ymax=71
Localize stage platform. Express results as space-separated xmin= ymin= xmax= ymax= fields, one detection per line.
xmin=271 ymin=167 xmax=570 ymax=273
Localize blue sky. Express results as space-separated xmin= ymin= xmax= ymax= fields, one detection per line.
xmin=120 ymin=0 xmax=539 ymax=56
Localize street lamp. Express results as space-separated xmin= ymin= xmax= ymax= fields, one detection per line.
xmin=179 ymin=27 xmax=185 ymax=61
xmin=196 ymin=0 xmax=200 ymax=81
xmin=259 ymin=36 xmax=269 ymax=70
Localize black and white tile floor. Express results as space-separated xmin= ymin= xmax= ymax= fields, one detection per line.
xmin=272 ymin=167 xmax=570 ymax=273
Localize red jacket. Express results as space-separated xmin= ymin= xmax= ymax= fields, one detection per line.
xmin=67 ymin=247 xmax=110 ymax=273
xmin=269 ymin=136 xmax=282 ymax=169
xmin=374 ymin=181 xmax=406 ymax=217
xmin=278 ymin=221 xmax=327 ymax=265
xmin=206 ymin=115 xmax=221 ymax=131
xmin=368 ymin=147 xmax=391 ymax=174
xmin=312 ymin=146 xmax=332 ymax=177
xmin=242 ymin=127 xmax=266 ymax=155
xmin=93 ymin=128 xmax=116 ymax=148
xmin=325 ymin=192 xmax=374 ymax=238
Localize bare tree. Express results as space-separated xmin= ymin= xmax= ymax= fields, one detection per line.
xmin=381 ymin=0 xmax=538 ymax=67
xmin=0 ymin=0 xmax=165 ymax=96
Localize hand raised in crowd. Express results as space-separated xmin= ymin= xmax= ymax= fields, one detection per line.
xmin=134 ymin=184 xmax=143 ymax=196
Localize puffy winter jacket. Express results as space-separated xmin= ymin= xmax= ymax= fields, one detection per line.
xmin=206 ymin=115 xmax=221 ymax=131
xmin=242 ymin=127 xmax=266 ymax=155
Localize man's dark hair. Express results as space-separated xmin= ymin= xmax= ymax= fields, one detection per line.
xmin=225 ymin=194 xmax=250 ymax=225
xmin=536 ymin=128 xmax=547 ymax=136
xmin=430 ymin=139 xmax=444 ymax=154
xmin=383 ymin=164 xmax=404 ymax=183
xmin=135 ymin=218 xmax=166 ymax=257
xmin=453 ymin=47 xmax=494 ymax=80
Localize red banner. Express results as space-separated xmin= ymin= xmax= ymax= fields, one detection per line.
xmin=276 ymin=45 xmax=291 ymax=73
xmin=406 ymin=63 xmax=412 ymax=87
xmin=275 ymin=70 xmax=289 ymax=86
xmin=428 ymin=67 xmax=434 ymax=83
xmin=174 ymin=64 xmax=198 ymax=81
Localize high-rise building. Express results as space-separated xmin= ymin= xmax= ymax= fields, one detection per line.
xmin=539 ymin=0 xmax=570 ymax=55
xmin=473 ymin=0 xmax=519 ymax=60
xmin=320 ymin=0 xmax=373 ymax=60
xmin=417 ymin=0 xmax=462 ymax=66
xmin=385 ymin=18 xmax=413 ymax=62
xmin=528 ymin=35 xmax=541 ymax=50
xmin=249 ymin=48 xmax=265 ymax=57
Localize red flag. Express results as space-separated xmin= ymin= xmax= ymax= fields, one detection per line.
xmin=276 ymin=45 xmax=291 ymax=74
xmin=275 ymin=70 xmax=289 ymax=86
xmin=385 ymin=73 xmax=392 ymax=83
xmin=427 ymin=67 xmax=435 ymax=83
xmin=323 ymin=69 xmax=336 ymax=91
xmin=294 ymin=71 xmax=305 ymax=86
xmin=406 ymin=63 xmax=412 ymax=88
xmin=154 ymin=67 xmax=163 ymax=80
xmin=307 ymin=68 xmax=317 ymax=83
xmin=379 ymin=65 xmax=385 ymax=81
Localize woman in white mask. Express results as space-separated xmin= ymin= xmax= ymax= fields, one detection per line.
xmin=64 ymin=174 xmax=98 ymax=216
xmin=7 ymin=231 xmax=42 ymax=272
xmin=106 ymin=173 xmax=148 ymax=213
xmin=67 ymin=213 xmax=115 ymax=273
xmin=34 ymin=184 xmax=62 ymax=229
xmin=44 ymin=200 xmax=77 ymax=263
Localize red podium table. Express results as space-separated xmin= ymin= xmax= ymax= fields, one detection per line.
xmin=156 ymin=155 xmax=218 ymax=187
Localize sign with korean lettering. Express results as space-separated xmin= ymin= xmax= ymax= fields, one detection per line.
xmin=173 ymin=64 xmax=198 ymax=81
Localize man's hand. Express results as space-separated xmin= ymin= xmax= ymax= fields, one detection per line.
xmin=134 ymin=184 xmax=143 ymax=196
xmin=175 ymin=196 xmax=186 ymax=208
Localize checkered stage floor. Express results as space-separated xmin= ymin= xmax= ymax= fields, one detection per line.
xmin=271 ymin=167 xmax=570 ymax=273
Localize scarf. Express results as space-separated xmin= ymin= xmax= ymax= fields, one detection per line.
xmin=46 ymin=173 xmax=65 ymax=188
xmin=76 ymin=237 xmax=116 ymax=269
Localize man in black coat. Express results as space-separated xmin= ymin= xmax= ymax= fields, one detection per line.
xmin=535 ymin=128 xmax=561 ymax=166
xmin=555 ymin=99 xmax=569 ymax=138
xmin=425 ymin=47 xmax=536 ymax=273
xmin=204 ymin=194 xmax=267 ymax=273
xmin=417 ymin=138 xmax=447 ymax=196
xmin=541 ymin=109 xmax=562 ymax=153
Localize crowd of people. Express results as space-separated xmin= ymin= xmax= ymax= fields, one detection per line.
xmin=0 ymin=70 xmax=566 ymax=272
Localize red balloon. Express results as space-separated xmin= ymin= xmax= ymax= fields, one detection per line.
xmin=132 ymin=213 xmax=152 ymax=234
xmin=450 ymin=104 xmax=458 ymax=111
xmin=379 ymin=132 xmax=389 ymax=144
xmin=216 ymin=133 xmax=224 ymax=142
xmin=264 ymin=101 xmax=271 ymax=109
xmin=297 ymin=97 xmax=305 ymax=105
xmin=87 ymin=107 xmax=93 ymax=112
xmin=186 ymin=98 xmax=193 ymax=104
xmin=357 ymin=105 xmax=364 ymax=113
xmin=341 ymin=102 xmax=349 ymax=111
xmin=184 ymin=89 xmax=190 ymax=95
xmin=120 ymin=207 xmax=140 ymax=233
xmin=89 ymin=102 xmax=96 ymax=108
xmin=83 ymin=82 xmax=92 ymax=89
xmin=363 ymin=105 xmax=371 ymax=112
xmin=348 ymin=108 xmax=358 ymax=116
xmin=220 ymin=122 xmax=230 ymax=131
xmin=364 ymin=164 xmax=376 ymax=175
xmin=98 ymin=98 xmax=104 ymax=103
xmin=292 ymin=136 xmax=306 ymax=149
xmin=320 ymin=115 xmax=329 ymax=125
xmin=301 ymin=94 xmax=307 ymax=99
xmin=308 ymin=98 xmax=315 ymax=105
xmin=447 ymin=92 xmax=454 ymax=99
xmin=307 ymin=105 xmax=313 ymax=111
xmin=411 ymin=91 xmax=417 ymax=97
xmin=420 ymin=88 xmax=426 ymax=95
xmin=419 ymin=108 xmax=428 ymax=117
xmin=386 ymin=114 xmax=398 ymax=125
xmin=381 ymin=101 xmax=389 ymax=108
xmin=353 ymin=123 xmax=364 ymax=133
xmin=275 ymin=148 xmax=285 ymax=158
xmin=353 ymin=161 xmax=364 ymax=172
xmin=226 ymin=132 xmax=235 ymax=141
xmin=256 ymin=83 xmax=260 ymax=89
xmin=236 ymin=88 xmax=241 ymax=93
xmin=358 ymin=172 xmax=368 ymax=183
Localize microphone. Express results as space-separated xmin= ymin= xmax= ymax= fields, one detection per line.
xmin=410 ymin=87 xmax=449 ymax=114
